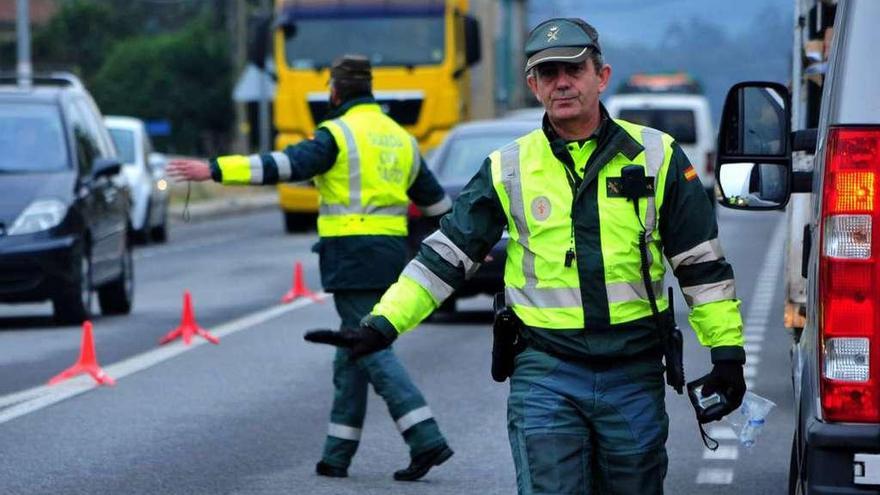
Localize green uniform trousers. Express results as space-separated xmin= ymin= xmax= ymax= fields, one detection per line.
xmin=508 ymin=347 xmax=669 ymax=494
xmin=321 ymin=290 xmax=446 ymax=469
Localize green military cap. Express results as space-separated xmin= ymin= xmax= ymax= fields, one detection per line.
xmin=330 ymin=54 xmax=372 ymax=84
xmin=524 ymin=18 xmax=601 ymax=73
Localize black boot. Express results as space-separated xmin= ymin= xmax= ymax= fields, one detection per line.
xmin=316 ymin=461 xmax=348 ymax=478
xmin=393 ymin=444 xmax=454 ymax=481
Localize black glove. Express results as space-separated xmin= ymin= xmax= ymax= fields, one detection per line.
xmin=304 ymin=325 xmax=396 ymax=359
xmin=700 ymin=362 xmax=746 ymax=421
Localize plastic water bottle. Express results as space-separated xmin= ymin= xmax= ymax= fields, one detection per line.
xmin=723 ymin=391 xmax=776 ymax=448
xmin=739 ymin=418 xmax=765 ymax=447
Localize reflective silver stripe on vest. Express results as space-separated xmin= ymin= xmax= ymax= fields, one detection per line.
xmin=395 ymin=406 xmax=433 ymax=432
xmin=606 ymin=279 xmax=664 ymax=304
xmin=681 ymin=279 xmax=736 ymax=307
xmin=640 ymin=128 xmax=665 ymax=257
xmin=670 ymin=238 xmax=725 ymax=271
xmin=420 ymin=195 xmax=452 ymax=216
xmin=328 ymin=423 xmax=362 ymax=441
xmin=424 ymin=230 xmax=480 ymax=279
xmin=506 ymin=286 xmax=582 ymax=308
xmin=408 ymin=136 xmax=421 ymax=187
xmin=319 ymin=204 xmax=408 ymax=216
xmin=402 ymin=259 xmax=454 ymax=302
xmin=333 ymin=118 xmax=361 ymax=208
xmin=500 ymin=143 xmax=537 ymax=286
xmin=249 ymin=154 xmax=263 ymax=184
xmin=271 ymin=151 xmax=292 ymax=181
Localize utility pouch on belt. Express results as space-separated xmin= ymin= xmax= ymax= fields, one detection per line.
xmin=663 ymin=287 xmax=685 ymax=394
xmin=491 ymin=292 xmax=524 ymax=382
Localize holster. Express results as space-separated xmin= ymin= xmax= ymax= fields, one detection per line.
xmin=662 ymin=300 xmax=685 ymax=394
xmin=491 ymin=293 xmax=525 ymax=382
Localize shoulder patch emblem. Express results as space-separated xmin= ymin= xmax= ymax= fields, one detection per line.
xmin=531 ymin=196 xmax=552 ymax=221
xmin=684 ymin=165 xmax=698 ymax=182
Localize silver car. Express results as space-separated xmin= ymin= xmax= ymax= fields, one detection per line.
xmin=105 ymin=116 xmax=170 ymax=243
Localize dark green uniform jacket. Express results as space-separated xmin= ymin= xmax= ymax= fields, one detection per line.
xmin=368 ymin=105 xmax=744 ymax=364
xmin=209 ymin=97 xmax=448 ymax=291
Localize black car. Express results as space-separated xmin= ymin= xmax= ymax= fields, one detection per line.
xmin=408 ymin=119 xmax=538 ymax=311
xmin=0 ymin=74 xmax=133 ymax=324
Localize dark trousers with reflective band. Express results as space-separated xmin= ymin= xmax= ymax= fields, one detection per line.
xmin=321 ymin=290 xmax=446 ymax=469
xmin=508 ymin=347 xmax=669 ymax=495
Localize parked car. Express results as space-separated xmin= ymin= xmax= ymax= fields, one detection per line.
xmin=714 ymin=0 xmax=880 ymax=492
xmin=105 ymin=116 xmax=170 ymax=243
xmin=605 ymin=73 xmax=717 ymax=202
xmin=0 ymin=73 xmax=133 ymax=324
xmin=409 ymin=119 xmax=537 ymax=311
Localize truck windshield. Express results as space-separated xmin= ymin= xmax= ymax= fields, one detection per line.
xmin=284 ymin=16 xmax=445 ymax=69
xmin=0 ymin=103 xmax=68 ymax=173
xmin=618 ymin=108 xmax=697 ymax=144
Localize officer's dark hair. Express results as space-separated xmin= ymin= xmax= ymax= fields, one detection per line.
xmin=527 ymin=47 xmax=604 ymax=78
xmin=330 ymin=54 xmax=373 ymax=103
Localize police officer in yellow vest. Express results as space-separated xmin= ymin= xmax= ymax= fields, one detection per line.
xmin=305 ymin=20 xmax=747 ymax=494
xmin=166 ymin=55 xmax=454 ymax=482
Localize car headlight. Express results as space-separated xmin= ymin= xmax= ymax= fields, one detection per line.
xmin=8 ymin=199 xmax=67 ymax=235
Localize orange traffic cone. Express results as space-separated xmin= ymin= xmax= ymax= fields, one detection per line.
xmin=281 ymin=261 xmax=321 ymax=303
xmin=158 ymin=291 xmax=219 ymax=346
xmin=48 ymin=321 xmax=115 ymax=386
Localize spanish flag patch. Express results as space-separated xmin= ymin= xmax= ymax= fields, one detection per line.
xmin=684 ymin=165 xmax=698 ymax=182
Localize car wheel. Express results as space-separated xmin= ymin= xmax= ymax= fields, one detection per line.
xmin=53 ymin=244 xmax=93 ymax=325
xmin=98 ymin=240 xmax=134 ymax=315
xmin=284 ymin=212 xmax=317 ymax=233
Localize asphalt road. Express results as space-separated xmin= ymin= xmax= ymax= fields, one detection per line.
xmin=0 ymin=207 xmax=794 ymax=494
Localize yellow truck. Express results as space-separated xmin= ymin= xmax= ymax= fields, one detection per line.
xmin=261 ymin=0 xmax=481 ymax=232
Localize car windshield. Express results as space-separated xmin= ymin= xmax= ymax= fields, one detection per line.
xmin=618 ymin=108 xmax=697 ymax=144
xmin=434 ymin=131 xmax=526 ymax=183
xmin=108 ymin=128 xmax=137 ymax=165
xmin=284 ymin=16 xmax=445 ymax=68
xmin=0 ymin=103 xmax=68 ymax=173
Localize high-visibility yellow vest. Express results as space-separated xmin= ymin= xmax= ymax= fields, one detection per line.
xmin=489 ymin=120 xmax=673 ymax=329
xmin=316 ymin=103 xmax=420 ymax=237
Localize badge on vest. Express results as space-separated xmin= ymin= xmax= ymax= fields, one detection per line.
xmin=531 ymin=196 xmax=552 ymax=221
xmin=606 ymin=176 xmax=655 ymax=198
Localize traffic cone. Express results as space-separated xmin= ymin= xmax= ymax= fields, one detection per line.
xmin=48 ymin=321 xmax=115 ymax=386
xmin=158 ymin=291 xmax=219 ymax=346
xmin=281 ymin=261 xmax=321 ymax=303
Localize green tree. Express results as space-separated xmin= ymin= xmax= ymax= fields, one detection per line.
xmin=92 ymin=17 xmax=234 ymax=155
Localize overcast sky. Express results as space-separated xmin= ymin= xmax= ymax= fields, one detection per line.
xmin=528 ymin=0 xmax=793 ymax=46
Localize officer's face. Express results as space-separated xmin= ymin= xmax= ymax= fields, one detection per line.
xmin=527 ymin=59 xmax=611 ymax=124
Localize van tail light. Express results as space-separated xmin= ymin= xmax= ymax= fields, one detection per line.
xmin=705 ymin=151 xmax=716 ymax=177
xmin=819 ymin=127 xmax=880 ymax=423
xmin=407 ymin=202 xmax=422 ymax=219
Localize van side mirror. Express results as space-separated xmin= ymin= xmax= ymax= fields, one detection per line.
xmin=716 ymin=81 xmax=792 ymax=210
xmin=92 ymin=157 xmax=121 ymax=179
xmin=464 ymin=15 xmax=481 ymax=67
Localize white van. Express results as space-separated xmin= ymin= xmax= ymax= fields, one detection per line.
xmin=605 ymin=92 xmax=716 ymax=199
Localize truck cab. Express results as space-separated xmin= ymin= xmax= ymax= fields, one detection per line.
xmin=714 ymin=0 xmax=880 ymax=492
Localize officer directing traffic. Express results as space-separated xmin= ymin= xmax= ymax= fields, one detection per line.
xmin=166 ymin=55 xmax=455 ymax=482
xmin=307 ymin=19 xmax=747 ymax=494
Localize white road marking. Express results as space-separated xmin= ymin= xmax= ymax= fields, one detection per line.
xmin=708 ymin=425 xmax=738 ymax=440
xmin=696 ymin=468 xmax=734 ymax=484
xmin=745 ymin=333 xmax=765 ymax=343
xmin=703 ymin=445 xmax=739 ymax=460
xmin=0 ymin=294 xmax=326 ymax=426
xmin=744 ymin=343 xmax=762 ymax=353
